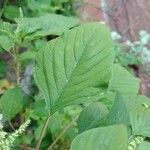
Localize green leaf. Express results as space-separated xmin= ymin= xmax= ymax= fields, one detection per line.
xmin=137 ymin=141 xmax=150 ymax=150
xmin=15 ymin=13 xmax=79 ymax=41
xmin=27 ymin=0 xmax=53 ymax=13
xmin=0 ymin=87 xmax=23 ymax=120
xmin=77 ymin=102 xmax=108 ymax=133
xmin=0 ymin=21 xmax=15 ymax=51
xmin=70 ymin=125 xmax=128 ymax=150
xmin=34 ymin=22 xmax=114 ymax=114
xmin=48 ymin=112 xmax=63 ymax=137
xmin=19 ymin=51 xmax=36 ymax=61
xmin=3 ymin=5 xmax=19 ymax=21
xmin=129 ymin=95 xmax=150 ymax=138
xmin=0 ymin=35 xmax=15 ymax=51
xmin=0 ymin=21 xmax=15 ymax=35
xmin=105 ymin=93 xmax=130 ymax=127
xmin=108 ymin=64 xmax=140 ymax=97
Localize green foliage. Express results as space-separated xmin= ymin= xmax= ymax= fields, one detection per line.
xmin=34 ymin=22 xmax=114 ymax=114
xmin=70 ymin=125 xmax=128 ymax=150
xmin=0 ymin=114 xmax=30 ymax=150
xmin=14 ymin=13 xmax=79 ymax=41
xmin=0 ymin=1 xmax=150 ymax=148
xmin=0 ymin=87 xmax=23 ymax=120
xmin=77 ymin=102 xmax=108 ymax=133
xmin=108 ymin=64 xmax=140 ymax=96
xmin=0 ymin=60 xmax=6 ymax=78
xmin=0 ymin=21 xmax=15 ymax=51
xmin=112 ymin=31 xmax=150 ymax=66
xmin=25 ymin=0 xmax=75 ymax=16
xmin=137 ymin=141 xmax=150 ymax=150
xmin=3 ymin=5 xmax=20 ymax=21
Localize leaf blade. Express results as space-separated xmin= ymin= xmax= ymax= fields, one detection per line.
xmin=0 ymin=87 xmax=23 ymax=120
xmin=70 ymin=125 xmax=128 ymax=150
xmin=35 ymin=22 xmax=114 ymax=114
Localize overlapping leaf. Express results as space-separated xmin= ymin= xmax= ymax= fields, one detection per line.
xmin=15 ymin=13 xmax=79 ymax=41
xmin=108 ymin=64 xmax=140 ymax=97
xmin=0 ymin=87 xmax=23 ymax=120
xmin=130 ymin=96 xmax=150 ymax=138
xmin=77 ymin=102 xmax=108 ymax=133
xmin=70 ymin=125 xmax=128 ymax=150
xmin=35 ymin=22 xmax=114 ymax=114
xmin=137 ymin=141 xmax=150 ymax=150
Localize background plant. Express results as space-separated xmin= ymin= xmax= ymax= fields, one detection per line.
xmin=111 ymin=30 xmax=150 ymax=67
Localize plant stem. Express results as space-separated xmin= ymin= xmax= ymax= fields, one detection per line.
xmin=16 ymin=59 xmax=21 ymax=85
xmin=47 ymin=115 xmax=79 ymax=150
xmin=35 ymin=117 xmax=51 ymax=150
xmin=13 ymin=47 xmax=21 ymax=85
xmin=13 ymin=46 xmax=24 ymax=125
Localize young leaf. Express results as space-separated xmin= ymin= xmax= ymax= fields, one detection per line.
xmin=0 ymin=87 xmax=23 ymax=120
xmin=70 ymin=125 xmax=128 ymax=150
xmin=0 ymin=21 xmax=15 ymax=51
xmin=15 ymin=13 xmax=79 ymax=41
xmin=0 ymin=35 xmax=15 ymax=51
xmin=34 ymin=22 xmax=114 ymax=114
xmin=108 ymin=64 xmax=140 ymax=97
xmin=77 ymin=102 xmax=108 ymax=133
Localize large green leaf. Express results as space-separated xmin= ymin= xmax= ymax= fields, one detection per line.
xmin=35 ymin=22 xmax=114 ymax=114
xmin=77 ymin=102 xmax=108 ymax=133
xmin=15 ymin=13 xmax=79 ymax=41
xmin=0 ymin=87 xmax=23 ymax=120
xmin=70 ymin=125 xmax=128 ymax=150
xmin=108 ymin=64 xmax=140 ymax=97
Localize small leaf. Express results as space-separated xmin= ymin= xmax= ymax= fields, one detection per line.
xmin=19 ymin=51 xmax=36 ymax=61
xmin=77 ymin=102 xmax=108 ymax=133
xmin=34 ymin=22 xmax=114 ymax=114
xmin=0 ymin=35 xmax=15 ymax=51
xmin=70 ymin=125 xmax=128 ymax=150
xmin=0 ymin=21 xmax=15 ymax=51
xmin=0 ymin=87 xmax=23 ymax=120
